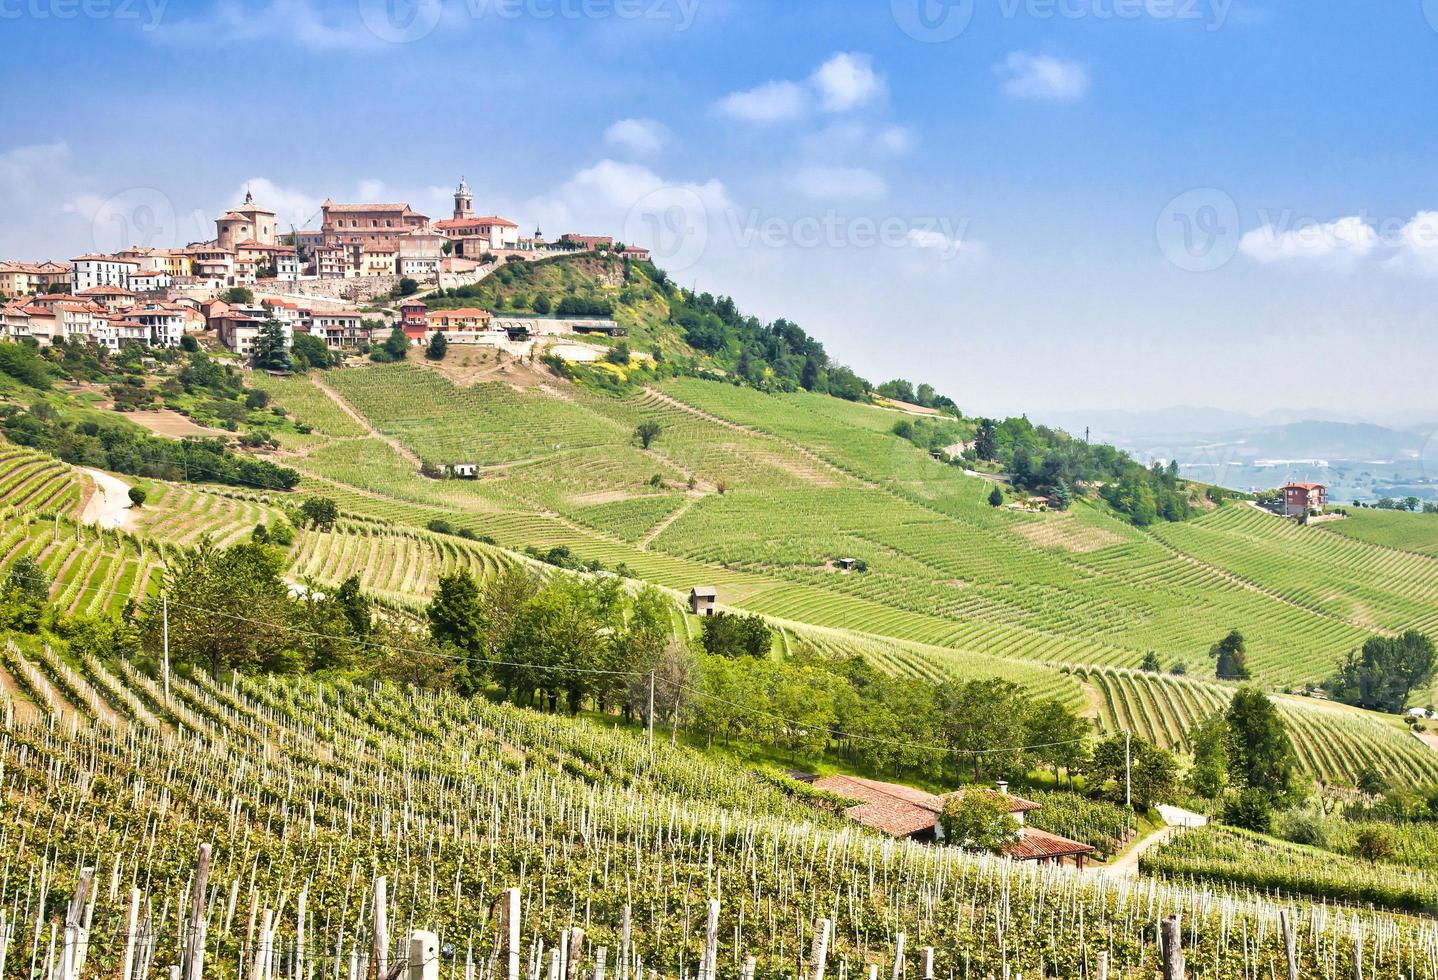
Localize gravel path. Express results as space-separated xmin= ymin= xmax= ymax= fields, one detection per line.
xmin=80 ymin=469 xmax=135 ymax=532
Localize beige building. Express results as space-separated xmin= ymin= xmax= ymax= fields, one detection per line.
xmin=215 ymin=191 xmax=278 ymax=251
xmin=71 ymin=255 xmax=139 ymax=293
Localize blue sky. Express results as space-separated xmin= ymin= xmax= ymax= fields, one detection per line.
xmin=2 ymin=0 xmax=1436 ymax=419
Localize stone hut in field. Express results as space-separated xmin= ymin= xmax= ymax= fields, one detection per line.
xmin=688 ymin=586 xmax=717 ymax=616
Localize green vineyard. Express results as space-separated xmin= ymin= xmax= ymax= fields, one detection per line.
xmin=1083 ymin=666 xmax=1438 ymax=786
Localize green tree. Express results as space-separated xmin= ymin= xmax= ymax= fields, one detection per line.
xmin=938 ymin=792 xmax=1021 ymax=854
xmin=299 ymin=496 xmax=339 ymax=530
xmin=3 ymin=555 xmax=48 ymax=603
xmin=427 ymin=569 xmax=485 ymax=658
xmin=1210 ymin=629 xmax=1252 ymax=680
xmin=937 ymin=678 xmax=1030 ymax=780
xmin=1023 ymin=698 xmax=1091 ymax=784
xmin=141 ymin=541 xmax=296 ymax=676
xmin=1091 ymin=734 xmax=1177 ymax=809
xmin=1141 ymin=650 xmax=1161 ymax=672
xmin=252 ymin=319 xmax=292 ymax=371
xmin=335 ymin=574 xmax=372 ymax=639
xmin=220 ymin=287 xmax=254 ymax=305
xmin=1224 ymin=787 xmax=1274 ymax=833
xmin=634 ymin=420 xmax=662 ymax=449
xmin=605 ymin=342 xmax=631 ymax=366
xmin=1187 ymin=716 xmax=1229 ymax=799
xmin=291 ymin=333 xmax=333 ymax=370
xmin=127 ymin=486 xmax=147 ymax=508
xmin=974 ymin=419 xmax=998 ymax=461
xmin=987 ymin=486 xmax=1004 ymax=508
xmin=700 ymin=611 xmax=772 ymax=658
xmin=426 ymin=331 xmax=448 ymax=361
xmin=1328 ymin=632 xmax=1438 ymax=714
xmin=1225 ymin=687 xmax=1297 ymax=798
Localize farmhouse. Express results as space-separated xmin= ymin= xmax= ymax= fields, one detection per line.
xmin=689 ymin=587 xmax=718 ymax=616
xmin=1281 ymin=482 xmax=1327 ymax=517
xmin=810 ymin=775 xmax=1096 ymax=867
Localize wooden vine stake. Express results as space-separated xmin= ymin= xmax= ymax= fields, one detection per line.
xmin=121 ymin=887 xmax=142 ymax=980
xmin=919 ymin=947 xmax=933 ymax=980
xmin=1161 ymin=917 xmax=1184 ymax=980
xmin=182 ymin=843 xmax=211 ymax=980
xmin=808 ymin=919 xmax=831 ymax=980
xmin=59 ymin=865 xmax=93 ymax=980
xmin=501 ymin=888 xmax=522 ymax=980
xmin=700 ymin=901 xmax=720 ymax=980
xmin=890 ymin=933 xmax=905 ymax=980
xmin=373 ymin=877 xmax=390 ymax=980
xmin=1095 ymin=951 xmax=1108 ymax=980
xmin=1351 ymin=927 xmax=1363 ymax=980
xmin=1279 ymin=910 xmax=1298 ymax=980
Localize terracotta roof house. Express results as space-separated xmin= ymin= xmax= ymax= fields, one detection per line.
xmin=1280 ymin=482 xmax=1326 ymax=517
xmin=810 ymin=775 xmax=1096 ymax=867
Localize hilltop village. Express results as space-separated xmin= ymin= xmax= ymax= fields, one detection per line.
xmin=0 ymin=180 xmax=647 ymax=359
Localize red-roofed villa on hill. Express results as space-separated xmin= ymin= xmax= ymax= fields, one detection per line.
xmin=808 ymin=775 xmax=1096 ymax=867
xmin=1281 ymin=482 xmax=1327 ymax=517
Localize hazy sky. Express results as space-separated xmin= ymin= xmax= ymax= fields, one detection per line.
xmin=2 ymin=0 xmax=1435 ymax=418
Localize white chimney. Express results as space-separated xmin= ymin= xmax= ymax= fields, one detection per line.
xmin=996 ymin=780 xmax=1008 ymax=795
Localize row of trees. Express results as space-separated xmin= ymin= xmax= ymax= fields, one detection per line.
xmin=1326 ymin=631 xmax=1437 ymax=714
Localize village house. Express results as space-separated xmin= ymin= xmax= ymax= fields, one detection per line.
xmin=561 ymin=234 xmax=614 ymax=251
xmin=128 ymin=270 xmax=173 ymax=292
xmin=400 ymin=300 xmax=429 ymax=333
xmin=128 ymin=305 xmax=187 ymax=347
xmin=311 ymin=310 xmax=367 ymax=349
xmin=689 ymin=587 xmax=718 ymax=616
xmin=311 ymin=244 xmax=346 ymax=279
xmin=1281 ymin=482 xmax=1327 ymax=517
xmin=427 ymin=308 xmax=494 ymax=334
xmin=76 ymin=285 xmax=137 ymax=312
xmin=809 ymin=775 xmax=1096 ymax=867
xmin=1 ymin=300 xmax=36 ymax=341
xmin=71 ymin=255 xmax=139 ymax=293
xmin=0 ymin=261 xmax=63 ymax=297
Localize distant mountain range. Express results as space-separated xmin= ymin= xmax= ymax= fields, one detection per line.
xmin=1039 ymin=410 xmax=1438 ymax=501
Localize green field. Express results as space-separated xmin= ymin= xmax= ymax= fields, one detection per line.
xmin=1322 ymin=507 xmax=1438 ymax=558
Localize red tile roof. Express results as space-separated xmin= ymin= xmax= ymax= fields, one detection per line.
xmin=1282 ymin=482 xmax=1325 ymax=491
xmin=810 ymin=775 xmax=1043 ymax=839
xmin=1004 ymin=828 xmax=1095 ymax=861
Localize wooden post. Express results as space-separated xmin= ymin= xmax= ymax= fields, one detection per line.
xmin=890 ymin=933 xmax=905 ymax=980
xmin=60 ymin=865 xmax=93 ymax=980
xmin=808 ymin=919 xmax=831 ymax=980
xmin=372 ymin=877 xmax=389 ymax=980
xmin=741 ymin=956 xmax=756 ymax=980
xmin=1351 ymin=929 xmax=1363 ymax=980
xmin=700 ymin=901 xmax=720 ymax=980
xmin=296 ymin=889 xmax=307 ymax=980
xmin=0 ymin=909 xmax=9 ymax=980
xmin=182 ymin=844 xmax=212 ymax=980
xmin=919 ymin=948 xmax=933 ymax=980
xmin=1160 ymin=917 xmax=1184 ymax=980
xmin=565 ymin=928 xmax=585 ymax=980
xmin=121 ymin=887 xmax=142 ymax=980
xmin=1279 ymin=910 xmax=1298 ymax=980
xmin=409 ymin=931 xmax=440 ymax=980
xmin=1095 ymin=951 xmax=1108 ymax=980
xmin=618 ymin=905 xmax=631 ymax=980
xmin=593 ymin=948 xmax=608 ymax=980
xmin=501 ymin=889 xmax=521 ymax=980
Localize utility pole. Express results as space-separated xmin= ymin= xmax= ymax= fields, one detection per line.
xmin=647 ymin=672 xmax=656 ymax=750
xmin=162 ymin=593 xmax=170 ymax=706
xmin=1125 ymin=729 xmax=1132 ymax=810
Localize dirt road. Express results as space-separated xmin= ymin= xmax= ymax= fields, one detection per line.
xmin=80 ymin=469 xmax=135 ymax=531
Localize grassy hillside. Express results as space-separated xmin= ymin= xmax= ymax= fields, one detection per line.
xmin=1323 ymin=507 xmax=1438 ymax=558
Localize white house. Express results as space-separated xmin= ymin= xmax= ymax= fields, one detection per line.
xmin=71 ymin=255 xmax=139 ymax=293
xmin=311 ymin=310 xmax=367 ymax=348
xmin=132 ymin=307 xmax=186 ymax=347
xmin=129 ymin=270 xmax=173 ymax=292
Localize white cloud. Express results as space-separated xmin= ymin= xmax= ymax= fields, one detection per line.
xmin=877 ymin=125 xmax=917 ymax=156
xmin=810 ymin=53 xmax=884 ymax=113
xmin=787 ymin=167 xmax=887 ymax=200
xmin=713 ymin=80 xmax=808 ymax=123
xmin=904 ymin=225 xmax=988 ymax=267
xmin=604 ymin=118 xmax=671 ymax=156
xmin=1239 ymin=216 xmax=1382 ymax=270
xmin=1390 ymin=212 xmax=1438 ymax=278
xmin=997 ymin=53 xmax=1091 ymax=104
xmin=522 ymin=159 xmax=733 ymax=233
xmin=153 ymin=0 xmax=391 ymax=52
xmin=715 ymin=52 xmax=886 ymax=123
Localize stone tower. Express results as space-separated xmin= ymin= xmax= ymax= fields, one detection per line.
xmin=453 ymin=178 xmax=474 ymax=221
